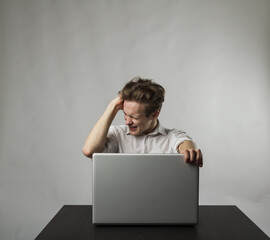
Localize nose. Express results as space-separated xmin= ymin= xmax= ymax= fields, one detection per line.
xmin=125 ymin=116 xmax=133 ymax=125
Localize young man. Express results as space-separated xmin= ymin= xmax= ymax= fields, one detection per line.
xmin=82 ymin=77 xmax=203 ymax=167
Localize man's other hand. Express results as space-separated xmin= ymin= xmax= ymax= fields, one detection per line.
xmin=179 ymin=140 xmax=203 ymax=167
xmin=182 ymin=149 xmax=203 ymax=168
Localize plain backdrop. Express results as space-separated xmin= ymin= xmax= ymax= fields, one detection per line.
xmin=0 ymin=0 xmax=269 ymax=239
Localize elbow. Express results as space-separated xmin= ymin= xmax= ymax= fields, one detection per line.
xmin=82 ymin=144 xmax=104 ymax=159
xmin=82 ymin=146 xmax=93 ymax=159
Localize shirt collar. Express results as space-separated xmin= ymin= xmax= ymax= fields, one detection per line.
xmin=126 ymin=120 xmax=166 ymax=136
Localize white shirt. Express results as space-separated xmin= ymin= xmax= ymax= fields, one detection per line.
xmin=103 ymin=121 xmax=192 ymax=154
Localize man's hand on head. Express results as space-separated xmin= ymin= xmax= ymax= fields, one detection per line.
xmin=108 ymin=96 xmax=124 ymax=112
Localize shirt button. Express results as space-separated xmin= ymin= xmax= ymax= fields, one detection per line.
xmin=144 ymin=136 xmax=148 ymax=153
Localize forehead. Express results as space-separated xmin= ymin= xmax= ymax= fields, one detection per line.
xmin=123 ymin=101 xmax=146 ymax=117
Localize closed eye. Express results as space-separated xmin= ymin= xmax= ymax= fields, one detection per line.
xmin=123 ymin=111 xmax=139 ymax=120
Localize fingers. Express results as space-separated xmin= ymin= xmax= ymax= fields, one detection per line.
xmin=190 ymin=149 xmax=196 ymax=164
xmin=196 ymin=149 xmax=203 ymax=168
xmin=183 ymin=149 xmax=203 ymax=167
xmin=184 ymin=150 xmax=190 ymax=164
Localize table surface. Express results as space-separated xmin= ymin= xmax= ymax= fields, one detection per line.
xmin=35 ymin=205 xmax=269 ymax=240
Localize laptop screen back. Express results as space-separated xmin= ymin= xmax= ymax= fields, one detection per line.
xmin=92 ymin=153 xmax=199 ymax=225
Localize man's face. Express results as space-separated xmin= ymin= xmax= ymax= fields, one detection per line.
xmin=123 ymin=100 xmax=158 ymax=136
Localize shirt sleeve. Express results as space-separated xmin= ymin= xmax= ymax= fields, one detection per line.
xmin=102 ymin=126 xmax=119 ymax=153
xmin=171 ymin=129 xmax=193 ymax=153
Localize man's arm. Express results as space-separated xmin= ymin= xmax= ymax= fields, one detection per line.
xmin=82 ymin=96 xmax=123 ymax=158
xmin=178 ymin=140 xmax=203 ymax=167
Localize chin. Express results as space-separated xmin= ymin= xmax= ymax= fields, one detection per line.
xmin=130 ymin=131 xmax=139 ymax=136
xmin=129 ymin=129 xmax=141 ymax=136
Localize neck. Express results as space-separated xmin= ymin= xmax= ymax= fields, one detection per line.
xmin=144 ymin=119 xmax=158 ymax=134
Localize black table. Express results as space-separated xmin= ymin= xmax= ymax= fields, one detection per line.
xmin=35 ymin=205 xmax=269 ymax=240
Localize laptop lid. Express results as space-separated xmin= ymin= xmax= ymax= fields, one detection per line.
xmin=92 ymin=153 xmax=199 ymax=225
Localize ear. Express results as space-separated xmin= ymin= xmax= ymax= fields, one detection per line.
xmin=151 ymin=111 xmax=160 ymax=120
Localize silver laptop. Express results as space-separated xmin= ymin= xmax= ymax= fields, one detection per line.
xmin=92 ymin=153 xmax=199 ymax=225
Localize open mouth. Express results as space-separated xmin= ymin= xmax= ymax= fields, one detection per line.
xmin=129 ymin=126 xmax=138 ymax=131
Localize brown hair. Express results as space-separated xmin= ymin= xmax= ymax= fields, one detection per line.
xmin=119 ymin=77 xmax=165 ymax=117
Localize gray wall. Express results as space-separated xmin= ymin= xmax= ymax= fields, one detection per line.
xmin=0 ymin=0 xmax=270 ymax=239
